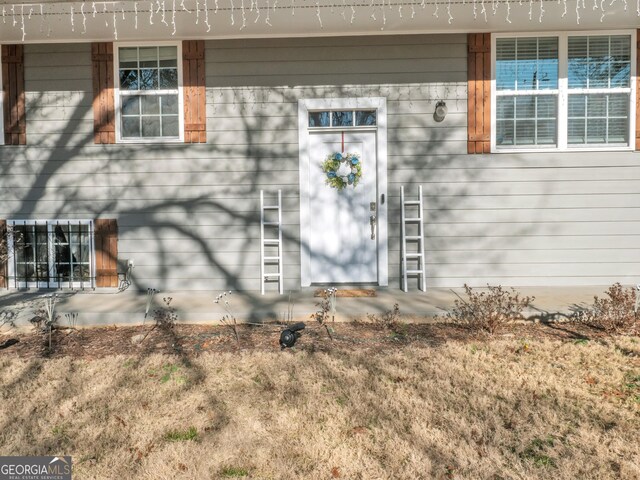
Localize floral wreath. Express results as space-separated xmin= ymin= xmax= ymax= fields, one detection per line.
xmin=321 ymin=152 xmax=362 ymax=190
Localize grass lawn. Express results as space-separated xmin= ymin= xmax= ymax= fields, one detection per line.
xmin=0 ymin=330 xmax=639 ymax=479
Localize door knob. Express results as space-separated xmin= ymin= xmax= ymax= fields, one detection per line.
xmin=370 ymin=214 xmax=377 ymax=240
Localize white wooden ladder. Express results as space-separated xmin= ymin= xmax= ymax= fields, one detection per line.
xmin=401 ymin=185 xmax=427 ymax=292
xmin=260 ymin=190 xmax=284 ymax=295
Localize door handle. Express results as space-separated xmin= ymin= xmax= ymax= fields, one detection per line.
xmin=370 ymin=214 xmax=377 ymax=240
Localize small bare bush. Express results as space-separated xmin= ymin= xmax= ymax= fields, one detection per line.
xmin=444 ymin=284 xmax=534 ymax=334
xmin=311 ymin=288 xmax=336 ymax=341
xmin=366 ymin=303 xmax=401 ymax=331
xmin=573 ymin=283 xmax=638 ymax=335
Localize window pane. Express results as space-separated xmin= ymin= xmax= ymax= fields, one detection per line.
xmin=122 ymin=117 xmax=140 ymax=137
xmin=119 ymin=70 xmax=138 ymax=90
xmin=159 ymin=46 xmax=177 ymax=67
xmin=568 ymin=93 xmax=629 ymax=145
xmin=537 ymin=37 xmax=558 ymax=89
xmin=496 ymin=38 xmax=516 ymax=90
xmin=496 ymin=120 xmax=515 ymax=146
xmin=119 ymin=47 xmax=138 ymax=68
xmin=142 ymin=116 xmax=161 ymax=137
xmin=515 ymin=96 xmax=535 ymax=118
xmin=610 ymin=63 xmax=630 ymax=87
xmin=139 ymin=47 xmax=158 ymax=68
xmin=587 ymin=118 xmax=606 ymax=143
xmin=355 ymin=110 xmax=377 ymax=126
xmin=332 ymin=111 xmax=353 ymax=127
xmin=160 ymin=95 xmax=179 ymax=115
xmin=515 ymin=120 xmax=536 ymax=145
xmin=159 ymin=69 xmax=178 ymax=89
xmin=141 ymin=96 xmax=160 ymax=115
xmin=568 ymin=35 xmax=630 ymax=89
xmin=139 ymin=69 xmax=158 ymax=90
xmin=608 ymin=94 xmax=628 ymax=117
xmin=121 ymin=96 xmax=140 ymax=116
xmin=308 ymin=111 xmax=330 ymax=127
xmin=496 ymin=95 xmax=556 ymax=147
xmin=568 ymin=118 xmax=586 ymax=144
xmin=496 ymin=37 xmax=557 ymax=91
xmin=162 ymin=116 xmax=180 ymax=137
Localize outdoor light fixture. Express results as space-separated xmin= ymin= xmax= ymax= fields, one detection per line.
xmin=280 ymin=322 xmax=306 ymax=349
xmin=434 ymin=101 xmax=448 ymax=122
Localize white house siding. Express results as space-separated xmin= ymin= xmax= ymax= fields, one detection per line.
xmin=0 ymin=35 xmax=639 ymax=291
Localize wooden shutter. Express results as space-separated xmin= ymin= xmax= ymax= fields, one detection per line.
xmin=1 ymin=45 xmax=26 ymax=146
xmin=0 ymin=220 xmax=7 ymax=289
xmin=92 ymin=43 xmax=116 ymax=144
xmin=182 ymin=40 xmax=206 ymax=143
xmin=467 ymin=33 xmax=491 ymax=154
xmin=94 ymin=219 xmax=118 ymax=287
xmin=636 ymin=30 xmax=640 ymax=150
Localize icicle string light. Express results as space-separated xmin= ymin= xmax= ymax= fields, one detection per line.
xmin=81 ymin=2 xmax=87 ymax=32
xmin=316 ymin=0 xmax=323 ymax=27
xmin=205 ymin=0 xmax=211 ymax=30
xmin=172 ymin=0 xmax=176 ymax=33
xmin=266 ymin=0 xmax=273 ymax=24
xmin=20 ymin=5 xmax=25 ymax=40
xmin=112 ymin=6 xmax=117 ymax=38
xmin=1 ymin=0 xmax=639 ymax=42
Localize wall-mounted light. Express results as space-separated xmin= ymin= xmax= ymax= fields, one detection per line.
xmin=434 ymin=101 xmax=448 ymax=122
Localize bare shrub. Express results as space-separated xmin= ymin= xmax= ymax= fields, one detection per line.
xmin=215 ymin=291 xmax=239 ymax=342
xmin=444 ymin=284 xmax=534 ymax=334
xmin=138 ymin=296 xmax=178 ymax=344
xmin=573 ymin=283 xmax=638 ymax=335
xmin=31 ymin=295 xmax=60 ymax=351
xmin=311 ymin=288 xmax=336 ymax=340
xmin=366 ymin=303 xmax=401 ymax=331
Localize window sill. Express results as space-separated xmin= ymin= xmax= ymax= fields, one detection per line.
xmin=117 ymin=137 xmax=184 ymax=144
xmin=491 ymin=146 xmax=635 ymax=154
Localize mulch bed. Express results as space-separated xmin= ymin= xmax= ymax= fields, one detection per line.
xmin=0 ymin=320 xmax=615 ymax=360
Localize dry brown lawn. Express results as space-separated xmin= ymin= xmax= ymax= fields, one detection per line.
xmin=0 ymin=333 xmax=639 ymax=479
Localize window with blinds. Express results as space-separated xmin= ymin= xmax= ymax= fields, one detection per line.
xmin=493 ymin=32 xmax=635 ymax=151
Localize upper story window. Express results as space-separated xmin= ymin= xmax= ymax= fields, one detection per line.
xmin=0 ymin=55 xmax=3 ymax=146
xmin=115 ymin=43 xmax=183 ymax=142
xmin=493 ymin=31 xmax=636 ymax=151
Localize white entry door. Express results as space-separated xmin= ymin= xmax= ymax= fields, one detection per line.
xmin=308 ymin=131 xmax=378 ymax=283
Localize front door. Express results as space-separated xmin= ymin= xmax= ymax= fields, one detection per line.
xmin=307 ymin=131 xmax=378 ymax=283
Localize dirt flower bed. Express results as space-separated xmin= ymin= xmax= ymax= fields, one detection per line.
xmin=0 ymin=321 xmax=618 ymax=360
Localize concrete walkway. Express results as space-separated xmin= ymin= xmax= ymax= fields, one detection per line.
xmin=0 ymin=285 xmax=617 ymax=328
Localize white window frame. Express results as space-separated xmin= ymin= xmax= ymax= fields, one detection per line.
xmin=113 ymin=41 xmax=184 ymax=144
xmin=491 ymin=30 xmax=637 ymax=153
xmin=0 ymin=48 xmax=4 ymax=146
xmin=6 ymin=219 xmax=96 ymax=290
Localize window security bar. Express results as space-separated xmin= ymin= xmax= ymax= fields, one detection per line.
xmin=7 ymin=220 xmax=95 ymax=290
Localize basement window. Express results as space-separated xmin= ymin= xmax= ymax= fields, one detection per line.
xmin=6 ymin=220 xmax=94 ymax=289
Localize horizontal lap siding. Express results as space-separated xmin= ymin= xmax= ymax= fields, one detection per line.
xmin=1 ymin=36 xmax=639 ymax=291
